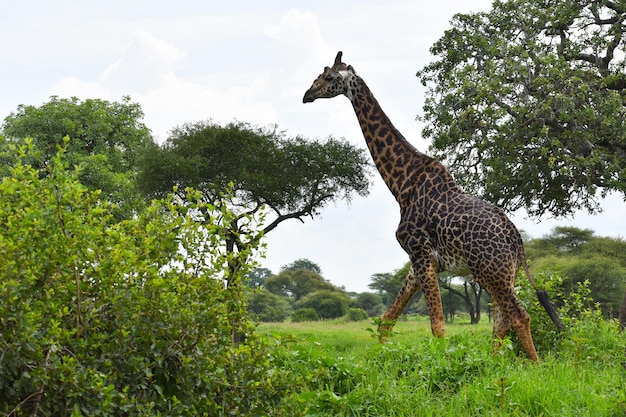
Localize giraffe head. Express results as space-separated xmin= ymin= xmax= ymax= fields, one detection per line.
xmin=303 ymin=51 xmax=355 ymax=103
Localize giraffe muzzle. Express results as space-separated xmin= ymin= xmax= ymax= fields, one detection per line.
xmin=302 ymin=89 xmax=316 ymax=103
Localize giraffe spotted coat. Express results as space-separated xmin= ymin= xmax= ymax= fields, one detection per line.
xmin=304 ymin=51 xmax=549 ymax=361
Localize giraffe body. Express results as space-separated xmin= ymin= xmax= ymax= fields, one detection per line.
xmin=304 ymin=51 xmax=551 ymax=361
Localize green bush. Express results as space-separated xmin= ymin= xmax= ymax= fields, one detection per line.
xmin=344 ymin=308 xmax=369 ymax=322
xmin=296 ymin=290 xmax=350 ymax=319
xmin=291 ymin=308 xmax=320 ymax=322
xmin=516 ymin=265 xmax=605 ymax=356
xmin=246 ymin=289 xmax=293 ymax=322
xmin=0 ymin=141 xmax=301 ymax=416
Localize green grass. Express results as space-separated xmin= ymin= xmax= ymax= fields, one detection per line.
xmin=259 ymin=315 xmax=626 ymax=417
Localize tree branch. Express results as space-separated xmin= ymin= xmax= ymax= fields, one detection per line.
xmin=262 ymin=194 xmax=334 ymax=235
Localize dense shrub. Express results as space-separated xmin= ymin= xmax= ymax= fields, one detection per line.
xmin=516 ymin=265 xmax=604 ymax=355
xmin=246 ymin=289 xmax=293 ymax=322
xmin=296 ymin=290 xmax=350 ymax=319
xmin=291 ymin=308 xmax=320 ymax=322
xmin=345 ymin=308 xmax=369 ymax=322
xmin=0 ymin=141 xmax=300 ymax=416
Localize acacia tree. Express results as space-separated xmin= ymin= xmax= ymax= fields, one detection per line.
xmin=139 ymin=120 xmax=372 ymax=284
xmin=417 ymin=0 xmax=626 ymax=217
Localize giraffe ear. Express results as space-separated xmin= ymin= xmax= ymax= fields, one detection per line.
xmin=334 ymin=51 xmax=343 ymax=67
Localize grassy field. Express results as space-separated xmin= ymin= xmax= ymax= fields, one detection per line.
xmin=259 ymin=315 xmax=626 ymax=416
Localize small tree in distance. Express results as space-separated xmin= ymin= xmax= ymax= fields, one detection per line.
xmin=281 ymin=258 xmax=323 ymax=275
xmin=291 ymin=308 xmax=320 ymax=322
xmin=266 ymin=269 xmax=337 ymax=301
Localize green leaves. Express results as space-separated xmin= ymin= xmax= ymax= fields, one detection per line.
xmin=0 ymin=144 xmax=300 ymax=415
xmin=418 ymin=0 xmax=626 ymax=217
xmin=1 ymin=96 xmax=154 ymax=220
xmin=138 ymin=120 xmax=373 ymax=233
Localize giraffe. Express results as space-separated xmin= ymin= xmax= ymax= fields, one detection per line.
xmin=303 ymin=51 xmax=561 ymax=362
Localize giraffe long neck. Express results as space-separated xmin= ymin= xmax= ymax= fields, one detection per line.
xmin=347 ymin=75 xmax=425 ymax=202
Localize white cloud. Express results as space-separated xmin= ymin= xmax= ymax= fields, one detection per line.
xmin=138 ymin=70 xmax=279 ymax=141
xmin=100 ymin=31 xmax=186 ymax=94
xmin=263 ymin=9 xmax=321 ymax=45
xmin=48 ymin=77 xmax=111 ymax=101
xmin=47 ymin=29 xmax=280 ymax=141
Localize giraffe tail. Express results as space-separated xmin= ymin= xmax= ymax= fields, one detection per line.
xmin=522 ymin=261 xmax=564 ymax=331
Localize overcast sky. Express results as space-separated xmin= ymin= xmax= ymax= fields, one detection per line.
xmin=2 ymin=1 xmax=625 ymax=292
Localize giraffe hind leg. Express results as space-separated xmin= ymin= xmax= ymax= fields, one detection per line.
xmin=491 ymin=289 xmax=538 ymax=362
xmin=510 ymin=299 xmax=538 ymax=362
xmin=491 ymin=301 xmax=512 ymax=353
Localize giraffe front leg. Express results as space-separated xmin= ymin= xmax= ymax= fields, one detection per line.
xmin=378 ymin=267 xmax=421 ymax=343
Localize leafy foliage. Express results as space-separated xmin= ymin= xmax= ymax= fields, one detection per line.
xmin=1 ymin=96 xmax=153 ymax=220
xmin=291 ymin=308 xmax=320 ymax=323
xmin=526 ymin=227 xmax=626 ymax=318
xmin=280 ymin=258 xmax=323 ymax=274
xmin=138 ymin=120 xmax=372 ymax=234
xmin=246 ymin=289 xmax=293 ymax=322
xmin=344 ymin=308 xmax=369 ymax=322
xmin=418 ymin=0 xmax=626 ymax=217
xmin=515 ymin=264 xmax=607 ymax=355
xmin=296 ymin=290 xmax=350 ymax=320
xmin=0 ymin=142 xmax=300 ymax=416
xmin=245 ymin=266 xmax=273 ymax=288
xmin=266 ymin=269 xmax=337 ymax=301
xmin=351 ymin=292 xmax=385 ymax=317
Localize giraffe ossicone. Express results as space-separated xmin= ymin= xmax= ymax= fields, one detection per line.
xmin=303 ymin=51 xmax=562 ymax=362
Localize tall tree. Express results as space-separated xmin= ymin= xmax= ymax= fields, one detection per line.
xmin=138 ymin=121 xmax=372 ymax=274
xmin=417 ymin=0 xmax=626 ymax=217
xmin=1 ymin=96 xmax=153 ymax=219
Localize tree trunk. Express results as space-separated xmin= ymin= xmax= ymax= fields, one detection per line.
xmin=440 ymin=278 xmax=478 ymax=324
xmin=471 ymin=282 xmax=483 ymax=323
xmin=463 ymin=282 xmax=478 ymax=324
